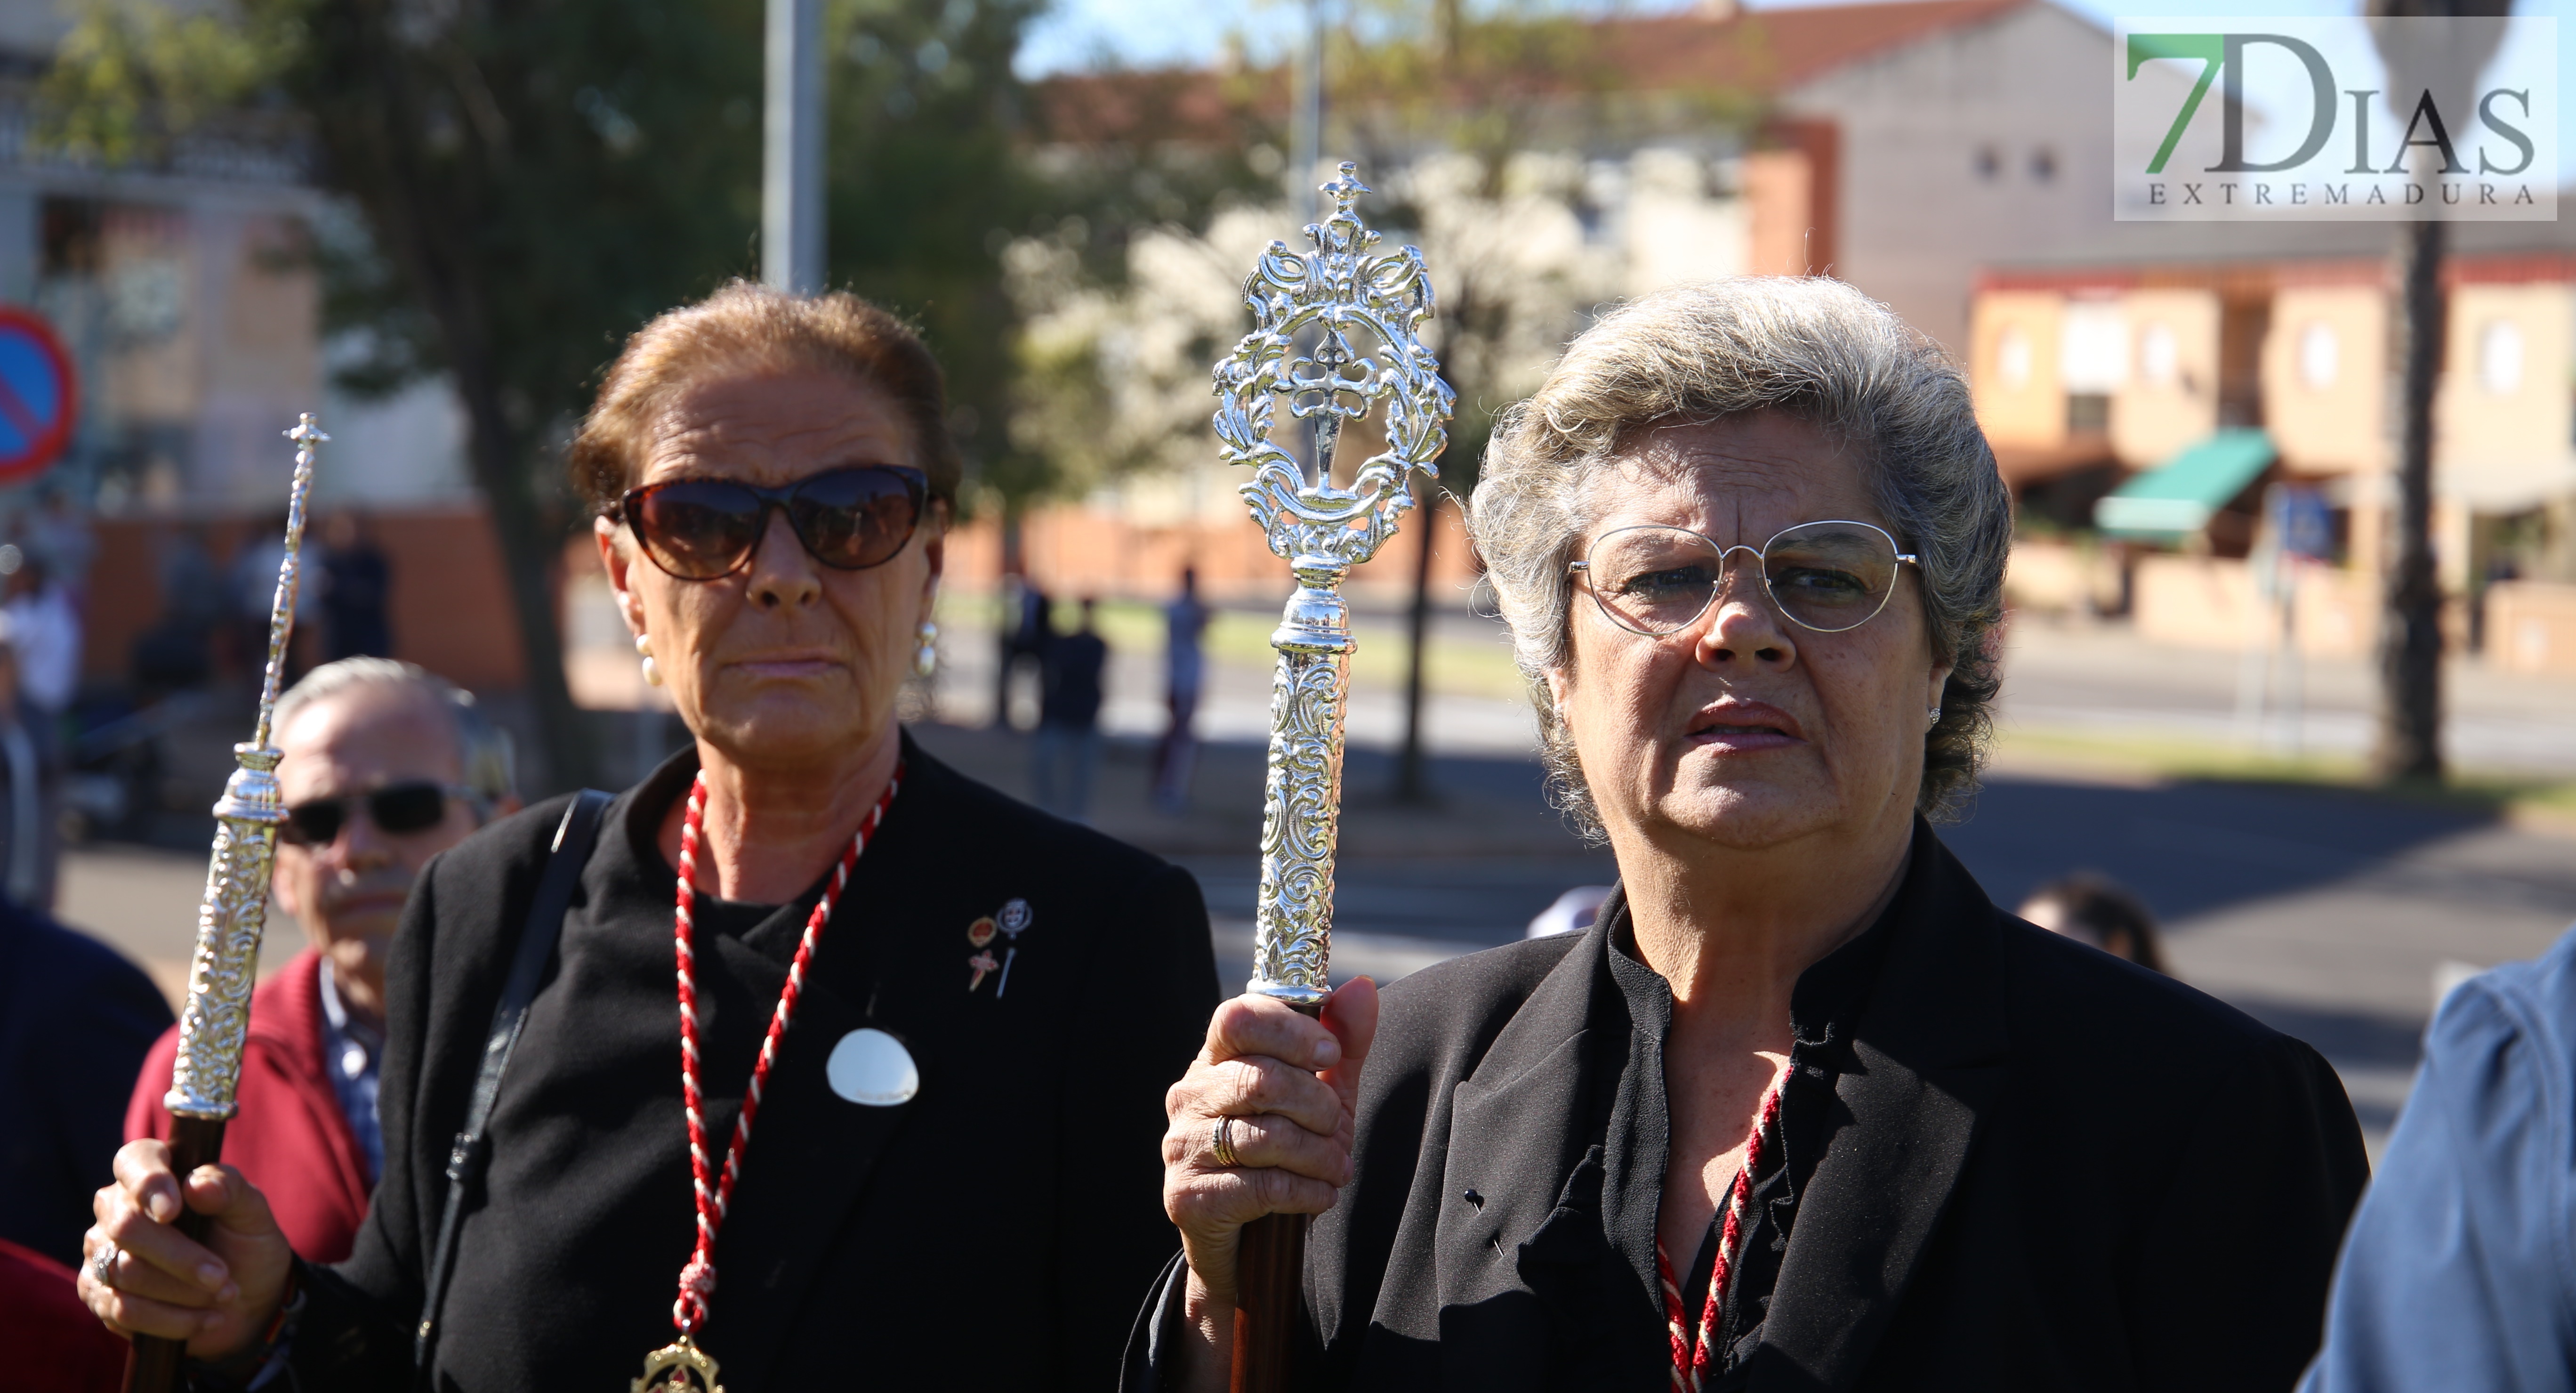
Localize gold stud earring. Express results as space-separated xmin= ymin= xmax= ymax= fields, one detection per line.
xmin=637 ymin=632 xmax=662 ymax=688
xmin=914 ymin=620 xmax=939 ymax=679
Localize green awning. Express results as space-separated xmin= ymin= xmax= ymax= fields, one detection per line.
xmin=2093 ymin=429 xmax=2277 ymax=538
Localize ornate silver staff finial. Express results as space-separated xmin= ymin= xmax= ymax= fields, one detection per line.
xmin=1212 ymin=162 xmax=1457 ymax=1006
xmin=165 ymin=413 xmax=325 ymax=1119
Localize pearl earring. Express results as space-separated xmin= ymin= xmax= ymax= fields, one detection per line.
xmin=914 ymin=620 xmax=939 ymax=679
xmin=637 ymin=632 xmax=662 ymax=688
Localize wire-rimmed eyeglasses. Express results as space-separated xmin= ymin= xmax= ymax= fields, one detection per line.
xmin=1568 ymin=519 xmax=1923 ymax=636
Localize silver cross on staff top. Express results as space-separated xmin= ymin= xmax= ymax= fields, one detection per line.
xmin=1211 ymin=163 xmax=1456 ymax=1007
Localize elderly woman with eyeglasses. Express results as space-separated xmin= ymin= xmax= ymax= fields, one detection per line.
xmin=1140 ymin=279 xmax=2367 ymax=1393
xmin=81 ymin=283 xmax=1217 ymax=1391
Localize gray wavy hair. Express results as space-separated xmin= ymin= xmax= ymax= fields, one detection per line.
xmin=1464 ymin=277 xmax=2012 ymax=839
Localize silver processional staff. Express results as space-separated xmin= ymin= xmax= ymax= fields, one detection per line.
xmin=1210 ymin=163 xmax=1453 ymax=1393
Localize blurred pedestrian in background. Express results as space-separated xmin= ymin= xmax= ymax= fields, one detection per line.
xmin=2300 ymin=921 xmax=2576 ymax=1393
xmin=0 ymin=891 xmax=169 ymax=1268
xmin=1034 ymin=595 xmax=1107 ymax=821
xmin=318 ymin=512 xmax=394 ymax=662
xmin=2017 ymin=872 xmax=2166 ymax=974
xmin=1154 ymin=567 xmax=1209 ymax=814
xmin=25 ymin=486 xmax=97 ymax=607
xmin=133 ymin=526 xmax=222 ymax=693
xmin=124 ymin=658 xmax=517 ymax=1263
xmin=6 ymin=551 xmax=81 ymax=721
xmin=999 ymin=574 xmax=1053 ymax=730
xmin=0 ymin=613 xmax=62 ymax=910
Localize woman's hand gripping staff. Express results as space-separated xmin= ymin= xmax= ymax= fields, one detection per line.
xmin=81 ymin=1140 xmax=294 ymax=1359
xmin=1162 ymin=979 xmax=1380 ymax=1390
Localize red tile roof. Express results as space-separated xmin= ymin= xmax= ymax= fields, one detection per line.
xmin=1593 ymin=0 xmax=2031 ymax=95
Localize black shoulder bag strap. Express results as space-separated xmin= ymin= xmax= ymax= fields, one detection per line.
xmin=413 ymin=789 xmax=610 ymax=1382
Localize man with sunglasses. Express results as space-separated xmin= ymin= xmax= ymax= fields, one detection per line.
xmin=124 ymin=658 xmax=517 ymax=1263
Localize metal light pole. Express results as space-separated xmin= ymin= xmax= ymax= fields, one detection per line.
xmin=764 ymin=0 xmax=825 ymax=295
xmin=1288 ymin=1 xmax=1326 ymax=221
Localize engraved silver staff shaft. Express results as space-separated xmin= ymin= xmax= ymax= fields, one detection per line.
xmin=163 ymin=413 xmax=325 ymax=1120
xmin=1213 ymin=164 xmax=1455 ymax=1007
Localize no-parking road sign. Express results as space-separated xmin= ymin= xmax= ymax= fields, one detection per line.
xmin=0 ymin=309 xmax=75 ymax=486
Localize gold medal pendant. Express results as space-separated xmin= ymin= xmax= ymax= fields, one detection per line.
xmin=633 ymin=1336 xmax=723 ymax=1393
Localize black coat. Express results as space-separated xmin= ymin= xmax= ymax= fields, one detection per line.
xmin=290 ymin=732 xmax=1217 ymax=1392
xmin=0 ymin=902 xmax=171 ymax=1265
xmin=1130 ymin=826 xmax=2368 ymax=1391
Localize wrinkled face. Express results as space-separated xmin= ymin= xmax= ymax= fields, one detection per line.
xmin=600 ymin=369 xmax=944 ymax=774
xmin=1548 ymin=412 xmax=1951 ymax=853
xmin=273 ymin=687 xmax=481 ymax=988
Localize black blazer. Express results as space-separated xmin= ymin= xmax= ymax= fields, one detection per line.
xmin=0 ymin=902 xmax=171 ymax=1266
xmin=289 ymin=732 xmax=1217 ymax=1391
xmin=1131 ymin=826 xmax=2368 ymax=1391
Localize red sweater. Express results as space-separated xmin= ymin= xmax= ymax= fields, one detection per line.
xmin=125 ymin=948 xmax=373 ymax=1263
xmin=0 ymin=1237 xmax=125 ymax=1391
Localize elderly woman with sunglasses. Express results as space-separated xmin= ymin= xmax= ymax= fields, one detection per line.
xmin=81 ymin=284 xmax=1217 ymax=1392
xmin=1138 ymin=279 xmax=2367 ymax=1393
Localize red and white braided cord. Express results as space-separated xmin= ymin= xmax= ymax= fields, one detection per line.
xmin=1656 ymin=1069 xmax=1787 ymax=1393
xmin=670 ymin=764 xmax=901 ymax=1336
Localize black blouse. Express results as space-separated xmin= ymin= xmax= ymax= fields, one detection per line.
xmin=1607 ymin=903 xmax=1892 ymax=1385
xmin=278 ymin=732 xmax=1218 ymax=1392
xmin=1127 ymin=822 xmax=2368 ymax=1392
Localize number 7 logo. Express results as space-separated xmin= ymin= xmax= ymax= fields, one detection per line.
xmin=2129 ymin=32 xmax=2339 ymax=175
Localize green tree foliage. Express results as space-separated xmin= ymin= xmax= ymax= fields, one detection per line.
xmin=45 ymin=0 xmax=770 ymax=786
xmin=837 ymin=3 xmax=1271 ymax=515
xmin=39 ymin=0 xmax=1261 ymax=776
xmin=829 ymin=0 xmax=1042 ymax=508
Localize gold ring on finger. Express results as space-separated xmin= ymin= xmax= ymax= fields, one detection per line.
xmin=1212 ymin=1114 xmax=1241 ymax=1168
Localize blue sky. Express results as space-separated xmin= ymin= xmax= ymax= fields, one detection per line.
xmin=1014 ymin=0 xmax=2572 ymax=185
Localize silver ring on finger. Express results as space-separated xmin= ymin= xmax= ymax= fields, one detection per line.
xmin=92 ymin=1241 xmax=118 ymax=1290
xmin=1212 ymin=1114 xmax=1241 ymax=1168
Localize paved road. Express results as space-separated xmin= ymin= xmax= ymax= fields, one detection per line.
xmin=1998 ymin=618 xmax=2576 ymax=776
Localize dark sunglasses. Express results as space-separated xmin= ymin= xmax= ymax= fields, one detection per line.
xmin=613 ymin=465 xmax=928 ymax=582
xmin=280 ymin=781 xmax=471 ymax=848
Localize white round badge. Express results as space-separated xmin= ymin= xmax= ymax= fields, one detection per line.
xmin=825 ymin=1028 xmax=919 ymax=1107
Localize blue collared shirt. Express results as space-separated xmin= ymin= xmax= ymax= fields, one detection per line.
xmin=2301 ymin=921 xmax=2576 ymax=1393
xmin=316 ymin=958 xmax=384 ymax=1184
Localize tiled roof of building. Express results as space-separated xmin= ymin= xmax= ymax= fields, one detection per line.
xmin=1591 ymin=0 xmax=2030 ymax=94
xmin=1034 ymin=0 xmax=2037 ymax=145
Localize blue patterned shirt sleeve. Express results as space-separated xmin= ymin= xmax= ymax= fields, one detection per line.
xmin=2300 ymin=924 xmax=2576 ymax=1393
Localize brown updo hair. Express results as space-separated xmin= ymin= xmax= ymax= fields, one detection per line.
xmin=568 ymin=281 xmax=964 ymax=515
